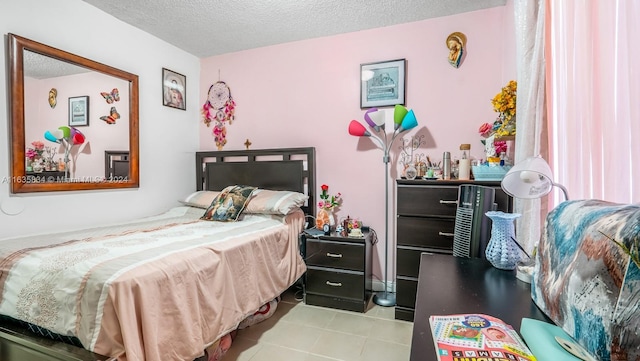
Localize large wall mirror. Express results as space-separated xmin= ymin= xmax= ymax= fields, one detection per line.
xmin=7 ymin=33 xmax=139 ymax=193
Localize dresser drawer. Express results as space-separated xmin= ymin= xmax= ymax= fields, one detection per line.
xmin=305 ymin=268 xmax=364 ymax=300
xmin=397 ymin=247 xmax=452 ymax=277
xmin=397 ymin=185 xmax=459 ymax=216
xmin=396 ymin=278 xmax=418 ymax=309
xmin=305 ymin=239 xmax=364 ymax=271
xmin=397 ymin=216 xmax=455 ymax=249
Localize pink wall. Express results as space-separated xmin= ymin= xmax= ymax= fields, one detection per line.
xmin=200 ymin=5 xmax=516 ymax=285
xmin=25 ymin=72 xmax=130 ymax=178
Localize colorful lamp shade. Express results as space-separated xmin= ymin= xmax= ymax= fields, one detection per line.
xmin=363 ymin=108 xmax=379 ymax=128
xmin=393 ymin=105 xmax=408 ymax=130
xmin=348 ymin=120 xmax=370 ymax=137
xmin=398 ymin=109 xmax=418 ymax=132
xmin=501 ymin=155 xmax=569 ymax=200
xmin=71 ymin=128 xmax=86 ymax=145
xmin=44 ymin=130 xmax=58 ymax=143
xmin=368 ymin=110 xmax=387 ymax=129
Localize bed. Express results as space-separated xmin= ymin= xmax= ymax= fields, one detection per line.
xmin=0 ymin=147 xmax=316 ymax=361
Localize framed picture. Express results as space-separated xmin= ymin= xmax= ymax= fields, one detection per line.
xmin=68 ymin=96 xmax=89 ymax=126
xmin=162 ymin=68 xmax=186 ymax=110
xmin=360 ymin=59 xmax=406 ymax=108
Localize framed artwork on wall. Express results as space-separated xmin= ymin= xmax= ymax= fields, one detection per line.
xmin=360 ymin=59 xmax=406 ymax=108
xmin=68 ymin=95 xmax=89 ymax=126
xmin=162 ymin=68 xmax=186 ymax=110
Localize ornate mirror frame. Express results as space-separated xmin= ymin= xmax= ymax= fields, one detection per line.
xmin=8 ymin=33 xmax=139 ymax=193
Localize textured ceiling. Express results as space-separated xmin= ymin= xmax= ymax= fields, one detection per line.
xmin=80 ymin=0 xmax=506 ymax=58
xmin=24 ymin=50 xmax=91 ymax=79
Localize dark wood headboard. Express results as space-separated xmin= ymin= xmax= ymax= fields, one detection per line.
xmin=195 ymin=147 xmax=316 ymax=218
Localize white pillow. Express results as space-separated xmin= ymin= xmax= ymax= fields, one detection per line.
xmin=244 ymin=189 xmax=308 ymax=215
xmin=178 ymin=191 xmax=220 ymax=209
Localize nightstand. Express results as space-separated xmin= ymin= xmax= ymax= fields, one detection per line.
xmin=303 ymin=230 xmax=373 ymax=312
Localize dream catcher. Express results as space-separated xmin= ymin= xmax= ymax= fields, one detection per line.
xmin=202 ymin=81 xmax=236 ymax=150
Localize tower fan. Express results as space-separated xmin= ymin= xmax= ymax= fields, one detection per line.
xmin=453 ymin=185 xmax=496 ymax=258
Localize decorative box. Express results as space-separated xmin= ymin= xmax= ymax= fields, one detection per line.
xmin=471 ymin=165 xmax=512 ymax=181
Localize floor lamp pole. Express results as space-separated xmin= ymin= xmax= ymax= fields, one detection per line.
xmin=372 ymin=152 xmax=396 ymax=307
xmin=348 ymin=108 xmax=418 ymax=307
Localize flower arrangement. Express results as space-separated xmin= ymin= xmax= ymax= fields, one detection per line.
xmin=479 ymin=80 xmax=517 ymax=159
xmin=318 ymin=184 xmax=341 ymax=210
xmin=25 ymin=141 xmax=45 ymax=161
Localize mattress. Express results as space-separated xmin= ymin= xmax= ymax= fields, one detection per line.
xmin=0 ymin=206 xmax=306 ymax=361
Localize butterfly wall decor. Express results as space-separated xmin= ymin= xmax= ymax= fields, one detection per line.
xmin=100 ymin=106 xmax=120 ymax=124
xmin=100 ymin=88 xmax=120 ymax=104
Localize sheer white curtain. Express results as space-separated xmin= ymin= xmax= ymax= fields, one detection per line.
xmin=513 ymin=0 xmax=547 ymax=253
xmin=547 ymin=0 xmax=640 ymax=204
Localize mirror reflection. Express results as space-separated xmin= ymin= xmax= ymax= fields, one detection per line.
xmin=8 ymin=33 xmax=139 ymax=193
xmin=24 ymin=50 xmax=130 ymax=180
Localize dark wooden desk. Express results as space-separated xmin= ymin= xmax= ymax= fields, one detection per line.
xmin=410 ymin=253 xmax=550 ymax=361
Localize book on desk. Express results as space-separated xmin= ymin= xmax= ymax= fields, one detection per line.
xmin=429 ymin=313 xmax=536 ymax=361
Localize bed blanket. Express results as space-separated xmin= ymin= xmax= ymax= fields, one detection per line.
xmin=0 ymin=206 xmax=306 ymax=361
xmin=532 ymin=199 xmax=640 ymax=361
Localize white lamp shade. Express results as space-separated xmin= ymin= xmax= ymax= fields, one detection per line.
xmin=501 ymin=155 xmax=554 ymax=199
xmin=368 ymin=110 xmax=386 ymax=127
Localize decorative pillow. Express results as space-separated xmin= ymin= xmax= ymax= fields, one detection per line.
xmin=244 ymin=189 xmax=308 ymax=215
xmin=201 ymin=185 xmax=256 ymax=222
xmin=178 ymin=191 xmax=220 ymax=209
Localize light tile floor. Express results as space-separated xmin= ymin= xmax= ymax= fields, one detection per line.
xmin=224 ymin=289 xmax=413 ymax=361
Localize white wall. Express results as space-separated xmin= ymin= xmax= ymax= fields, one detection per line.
xmin=0 ymin=0 xmax=201 ymax=239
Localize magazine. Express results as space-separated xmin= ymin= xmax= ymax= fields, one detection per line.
xmin=429 ymin=314 xmax=536 ymax=361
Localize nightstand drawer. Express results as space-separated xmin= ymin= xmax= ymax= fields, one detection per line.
xmin=305 ymin=239 xmax=364 ymax=271
xmin=305 ymin=268 xmax=364 ymax=300
xmin=397 ymin=185 xmax=459 ymax=216
xmin=397 ymin=216 xmax=455 ymax=249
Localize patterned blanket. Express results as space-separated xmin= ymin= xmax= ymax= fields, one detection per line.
xmin=532 ymin=199 xmax=640 ymax=361
xmin=0 ymin=206 xmax=306 ymax=360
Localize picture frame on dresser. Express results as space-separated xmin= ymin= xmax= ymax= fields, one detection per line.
xmin=360 ymin=59 xmax=406 ymax=108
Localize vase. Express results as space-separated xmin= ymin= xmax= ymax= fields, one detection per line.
xmin=485 ymin=211 xmax=521 ymax=270
xmin=316 ymin=208 xmax=335 ymax=229
xmin=405 ymin=164 xmax=418 ymax=180
xmin=32 ymin=160 xmax=44 ymax=173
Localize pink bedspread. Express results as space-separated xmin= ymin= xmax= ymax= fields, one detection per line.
xmin=0 ymin=206 xmax=306 ymax=360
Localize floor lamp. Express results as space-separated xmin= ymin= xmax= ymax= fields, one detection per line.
xmin=348 ymin=105 xmax=418 ymax=306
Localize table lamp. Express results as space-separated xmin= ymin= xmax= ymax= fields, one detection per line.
xmin=500 ymin=155 xmax=568 ymax=282
xmin=348 ymin=105 xmax=418 ymax=307
xmin=501 ymin=155 xmax=569 ymax=201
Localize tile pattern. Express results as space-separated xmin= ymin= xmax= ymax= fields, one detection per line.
xmin=224 ymin=289 xmax=413 ymax=361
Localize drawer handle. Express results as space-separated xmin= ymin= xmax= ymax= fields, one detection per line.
xmin=439 ymin=232 xmax=455 ymax=237
xmin=326 ymin=252 xmax=343 ymax=258
xmin=326 ymin=281 xmax=343 ymax=287
xmin=439 ymin=200 xmax=457 ymax=204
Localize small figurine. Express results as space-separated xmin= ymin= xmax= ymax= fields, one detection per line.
xmin=446 ymin=32 xmax=467 ymax=68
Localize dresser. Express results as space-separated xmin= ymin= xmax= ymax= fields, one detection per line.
xmin=304 ymin=231 xmax=373 ymax=312
xmin=395 ymin=179 xmax=513 ymax=321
